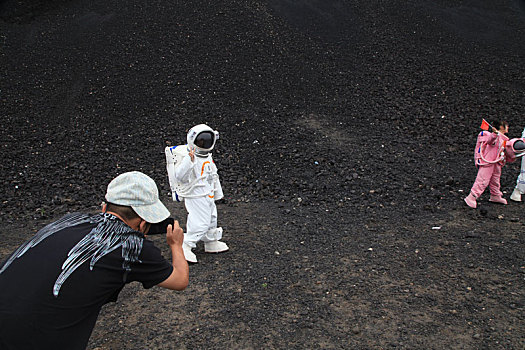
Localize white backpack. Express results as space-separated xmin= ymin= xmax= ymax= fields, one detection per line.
xmin=165 ymin=145 xmax=189 ymax=202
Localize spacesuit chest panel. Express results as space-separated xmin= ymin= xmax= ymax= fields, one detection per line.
xmin=195 ymin=157 xmax=217 ymax=196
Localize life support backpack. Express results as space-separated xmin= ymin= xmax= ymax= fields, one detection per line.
xmin=165 ymin=145 xmax=190 ymax=202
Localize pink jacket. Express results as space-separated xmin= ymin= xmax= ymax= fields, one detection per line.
xmin=474 ymin=131 xmax=509 ymax=166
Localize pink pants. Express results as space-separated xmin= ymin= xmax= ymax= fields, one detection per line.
xmin=470 ymin=163 xmax=503 ymax=198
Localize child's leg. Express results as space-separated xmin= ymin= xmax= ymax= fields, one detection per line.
xmin=511 ymin=159 xmax=525 ymax=201
xmin=488 ymin=163 xmax=503 ymax=197
xmin=470 ymin=164 xmax=494 ymax=198
xmin=518 ymin=157 xmax=525 ymax=193
xmin=184 ymin=197 xmax=213 ymax=248
xmin=200 ymin=201 xmax=228 ymax=252
xmin=201 ymin=202 xmax=222 ymax=243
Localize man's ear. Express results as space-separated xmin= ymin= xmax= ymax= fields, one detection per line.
xmin=139 ymin=219 xmax=149 ymax=233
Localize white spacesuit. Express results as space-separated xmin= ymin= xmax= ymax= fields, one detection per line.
xmin=165 ymin=124 xmax=228 ymax=263
xmin=510 ymin=127 xmax=525 ymax=202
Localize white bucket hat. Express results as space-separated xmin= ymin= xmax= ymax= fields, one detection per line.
xmin=105 ymin=171 xmax=170 ymax=223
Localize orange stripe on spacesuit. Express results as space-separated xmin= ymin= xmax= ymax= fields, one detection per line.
xmin=201 ymin=161 xmax=215 ymax=198
xmin=201 ymin=161 xmax=210 ymax=176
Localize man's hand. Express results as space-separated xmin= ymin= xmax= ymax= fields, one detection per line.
xmin=166 ymin=221 xmax=184 ymax=247
xmin=158 ymin=220 xmax=189 ymax=291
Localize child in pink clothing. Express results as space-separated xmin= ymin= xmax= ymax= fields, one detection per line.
xmin=465 ymin=120 xmax=510 ymax=208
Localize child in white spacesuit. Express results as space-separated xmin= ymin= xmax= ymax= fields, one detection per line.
xmin=510 ymin=126 xmax=525 ymax=202
xmin=165 ymin=124 xmax=228 ymax=263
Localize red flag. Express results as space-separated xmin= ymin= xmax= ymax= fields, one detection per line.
xmin=480 ymin=119 xmax=490 ymax=131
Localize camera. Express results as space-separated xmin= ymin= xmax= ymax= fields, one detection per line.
xmin=148 ymin=217 xmax=175 ymax=235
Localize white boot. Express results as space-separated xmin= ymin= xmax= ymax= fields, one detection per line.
xmin=182 ymin=243 xmax=198 ymax=263
xmin=204 ymin=240 xmax=229 ymax=253
xmin=510 ymin=188 xmax=522 ymax=202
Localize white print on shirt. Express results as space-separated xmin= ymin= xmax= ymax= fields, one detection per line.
xmin=0 ymin=213 xmax=144 ymax=297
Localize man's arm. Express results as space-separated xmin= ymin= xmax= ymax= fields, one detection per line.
xmin=157 ymin=221 xmax=189 ymax=290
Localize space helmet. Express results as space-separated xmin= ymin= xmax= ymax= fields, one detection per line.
xmin=506 ymin=137 xmax=525 ymax=158
xmin=187 ymin=124 xmax=219 ymax=157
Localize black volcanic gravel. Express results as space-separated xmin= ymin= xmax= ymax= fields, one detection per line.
xmin=1 ymin=0 xmax=524 ymax=349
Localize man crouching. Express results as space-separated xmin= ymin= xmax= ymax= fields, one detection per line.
xmin=0 ymin=171 xmax=188 ymax=349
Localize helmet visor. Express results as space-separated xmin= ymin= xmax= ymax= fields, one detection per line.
xmin=194 ymin=131 xmax=215 ymax=149
xmin=514 ymin=140 xmax=525 ymax=151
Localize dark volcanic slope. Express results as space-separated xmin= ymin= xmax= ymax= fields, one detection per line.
xmin=1 ymin=0 xmax=525 ymax=349
xmin=0 ymin=0 xmax=525 ymax=224
xmin=1 ymin=0 xmax=524 ymax=223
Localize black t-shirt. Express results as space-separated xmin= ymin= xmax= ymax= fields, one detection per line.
xmin=0 ymin=213 xmax=173 ymax=350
